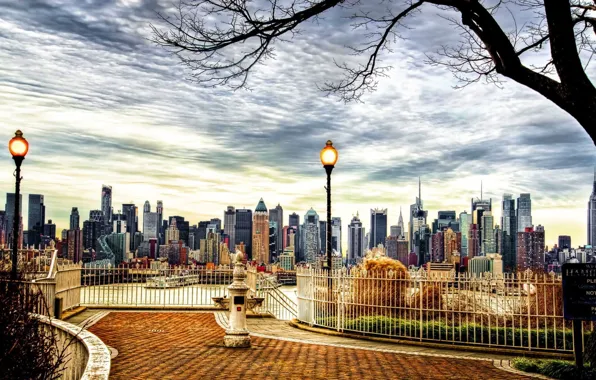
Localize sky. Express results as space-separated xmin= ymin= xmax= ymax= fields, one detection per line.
xmin=0 ymin=0 xmax=594 ymax=252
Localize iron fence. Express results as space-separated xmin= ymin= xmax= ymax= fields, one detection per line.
xmin=247 ymin=266 xmax=298 ymax=320
xmin=296 ymin=267 xmax=594 ymax=352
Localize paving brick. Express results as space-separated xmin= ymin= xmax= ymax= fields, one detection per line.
xmin=89 ymin=312 xmax=535 ymax=380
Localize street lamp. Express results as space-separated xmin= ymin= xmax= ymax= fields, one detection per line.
xmin=8 ymin=130 xmax=28 ymax=280
xmin=320 ymin=140 xmax=338 ymax=272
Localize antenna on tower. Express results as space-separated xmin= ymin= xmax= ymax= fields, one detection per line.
xmin=481 ymin=180 xmax=483 ymax=200
xmin=418 ymin=176 xmax=421 ymax=204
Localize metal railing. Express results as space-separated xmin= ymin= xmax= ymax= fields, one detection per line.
xmin=247 ymin=267 xmax=298 ymax=320
xmin=296 ymin=267 xmax=594 ymax=352
xmin=80 ymin=267 xmax=233 ymax=307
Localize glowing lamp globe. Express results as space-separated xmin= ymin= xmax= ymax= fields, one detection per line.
xmin=8 ymin=130 xmax=28 ymax=158
xmin=320 ymin=140 xmax=338 ymax=167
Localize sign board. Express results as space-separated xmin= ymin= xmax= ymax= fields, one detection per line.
xmin=233 ymin=296 xmax=245 ymax=305
xmin=562 ymin=263 xmax=596 ymax=321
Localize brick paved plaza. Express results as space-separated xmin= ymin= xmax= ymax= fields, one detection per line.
xmin=87 ymin=312 xmax=536 ymax=379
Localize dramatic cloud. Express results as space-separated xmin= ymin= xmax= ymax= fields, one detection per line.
xmin=0 ymin=0 xmax=594 ymax=250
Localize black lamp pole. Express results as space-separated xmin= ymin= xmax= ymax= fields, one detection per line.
xmin=324 ymin=165 xmax=333 ymax=272
xmin=11 ymin=156 xmax=23 ymax=281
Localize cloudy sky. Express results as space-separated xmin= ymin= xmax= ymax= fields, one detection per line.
xmin=0 ymin=0 xmax=594 ymax=252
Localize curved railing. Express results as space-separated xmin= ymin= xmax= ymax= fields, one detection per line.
xmin=34 ymin=314 xmax=111 ymax=380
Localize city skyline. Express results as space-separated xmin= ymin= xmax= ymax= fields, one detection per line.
xmin=0 ymin=1 xmax=594 ymax=251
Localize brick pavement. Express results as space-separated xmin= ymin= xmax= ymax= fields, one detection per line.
xmin=88 ymin=312 xmax=538 ymax=380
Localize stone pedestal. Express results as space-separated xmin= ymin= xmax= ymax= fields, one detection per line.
xmin=224 ymin=252 xmax=251 ymax=348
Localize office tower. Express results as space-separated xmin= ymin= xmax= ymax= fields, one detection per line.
xmin=235 ymin=209 xmax=253 ymax=259
xmin=386 ymin=235 xmax=398 ymax=259
xmin=432 ymin=211 xmax=457 ymax=234
xmin=5 ymin=193 xmax=22 ymax=243
xmin=133 ymin=232 xmax=143 ymax=252
xmin=494 ymin=225 xmax=502 ymax=254
xmin=289 ymin=212 xmax=301 ymax=261
xmin=370 ymin=208 xmax=388 ymax=249
xmin=517 ymin=193 xmax=532 ymax=232
xmin=302 ymin=208 xmax=320 ymax=263
xmin=143 ymin=212 xmax=159 ymax=240
xmin=89 ymin=210 xmax=103 ymax=223
xmin=397 ymin=207 xmax=405 ymax=238
xmin=397 ymin=238 xmax=409 ymax=266
xmin=431 ymin=231 xmax=444 ymax=262
xmin=113 ymin=212 xmax=127 ymax=234
xmin=165 ymin=217 xmax=180 ymax=243
xmin=459 ymin=211 xmax=471 ymax=257
xmin=67 ymin=229 xmax=84 ymax=263
xmin=589 ymin=170 xmax=596 ymax=246
xmin=347 ymin=213 xmax=365 ymax=265
xmin=122 ymin=203 xmax=138 ymax=250
xmin=101 ymin=185 xmax=113 ymax=233
xmin=83 ymin=220 xmax=101 ymax=251
xmin=70 ymin=207 xmax=80 ymax=230
xmin=468 ymin=224 xmax=480 ymax=259
xmin=269 ymin=204 xmax=283 ymax=255
xmin=319 ymin=220 xmax=327 ymax=255
xmin=481 ymin=211 xmax=496 ymax=254
xmin=269 ymin=221 xmax=277 ymax=261
xmin=331 ymin=217 xmax=341 ymax=254
xmin=409 ymin=178 xmax=428 ymax=264
xmin=501 ymin=194 xmax=517 ymax=271
xmin=197 ymin=221 xmax=209 ymax=245
xmin=443 ymin=228 xmax=461 ymax=264
xmin=156 ymin=200 xmax=164 ymax=244
xmin=517 ymin=225 xmax=545 ymax=271
xmin=43 ymin=219 xmax=56 ymax=240
xmin=143 ymin=200 xmax=151 ymax=214
xmin=210 ymin=218 xmax=222 ymax=233
xmin=224 ymin=206 xmax=236 ymax=251
xmin=390 ymin=225 xmax=400 ymax=237
xmin=170 ymin=216 xmax=189 ymax=246
xmin=252 ymin=198 xmax=270 ymax=264
xmin=558 ymin=235 xmax=572 ymax=250
xmin=28 ymin=194 xmax=45 ymax=246
xmin=471 ymin=185 xmax=492 ymax=248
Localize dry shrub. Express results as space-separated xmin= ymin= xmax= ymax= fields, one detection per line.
xmin=348 ymin=257 xmax=410 ymax=318
xmin=411 ymin=283 xmax=444 ymax=312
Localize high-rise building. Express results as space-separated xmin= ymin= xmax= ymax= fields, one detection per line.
xmin=252 ymin=198 xmax=270 ymax=264
xmin=269 ymin=221 xmax=277 ymax=261
xmin=101 ymin=185 xmax=113 ymax=233
xmin=517 ymin=225 xmax=545 ymax=271
xmin=481 ymin=211 xmax=496 ymax=254
xmin=331 ymin=217 xmax=342 ymax=255
xmin=588 ymin=170 xmax=596 ymax=246
xmin=170 ymin=216 xmax=189 ymax=246
xmin=319 ymin=220 xmax=327 ymax=255
xmin=468 ymin=224 xmax=480 ymax=259
xmin=302 ymin=208 xmax=320 ymax=263
xmin=156 ymin=200 xmax=164 ymax=244
xmin=224 ymin=206 xmax=236 ymax=251
xmin=43 ymin=219 xmax=56 ymax=240
xmin=409 ymin=178 xmax=428 ymax=264
xmin=70 ymin=207 xmax=80 ymax=230
xmin=558 ymin=235 xmax=572 ymax=250
xmin=209 ymin=218 xmax=222 ymax=233
xmin=112 ymin=212 xmax=127 ymax=234
xmin=27 ymin=194 xmax=45 ymax=246
xmin=165 ymin=217 xmax=180 ymax=243
xmin=431 ymin=231 xmax=444 ymax=262
xmin=67 ymin=229 xmax=83 ymax=263
xmin=370 ymin=208 xmax=388 ymax=249
xmin=289 ymin=212 xmax=301 ymax=261
xmin=143 ymin=212 xmax=159 ymax=240
xmin=122 ymin=203 xmax=138 ymax=250
xmin=269 ymin=204 xmax=283 ymax=256
xmin=494 ymin=225 xmax=502 ymax=255
xmin=459 ymin=211 xmax=471 ymax=257
xmin=397 ymin=207 xmax=405 ymax=238
xmin=472 ymin=192 xmax=492 ymax=247
xmin=235 ymin=209 xmax=253 ymax=259
xmin=386 ymin=235 xmax=398 ymax=260
xmin=444 ymin=228 xmax=461 ymax=264
xmin=501 ymin=194 xmax=517 ymax=271
xmin=347 ymin=213 xmax=365 ymax=265
xmin=432 ymin=211 xmax=457 ymax=234
xmin=4 ymin=193 xmax=22 ymax=243
xmin=83 ymin=220 xmax=101 ymax=252
xmin=517 ymin=193 xmax=532 ymax=232
xmin=143 ymin=200 xmax=151 ymax=214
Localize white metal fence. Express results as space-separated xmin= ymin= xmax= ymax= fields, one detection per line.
xmin=296 ymin=267 xmax=594 ymax=352
xmin=80 ymin=267 xmax=233 ymax=307
xmin=247 ymin=267 xmax=297 ymax=320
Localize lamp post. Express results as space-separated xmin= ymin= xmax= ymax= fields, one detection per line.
xmin=320 ymin=140 xmax=338 ymax=272
xmin=8 ymin=130 xmax=29 ymax=281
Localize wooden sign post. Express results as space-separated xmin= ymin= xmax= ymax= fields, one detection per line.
xmin=562 ymin=263 xmax=596 ymax=369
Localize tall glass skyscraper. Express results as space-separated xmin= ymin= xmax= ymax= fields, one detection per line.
xmin=235 ymin=209 xmax=253 ymax=259
xmin=501 ymin=194 xmax=517 ymax=271
xmin=369 ymin=208 xmax=388 ymax=249
xmin=122 ymin=203 xmax=138 ymax=250
xmin=70 ymin=207 xmax=80 ymax=230
xmin=459 ymin=211 xmax=471 ymax=257
xmin=348 ymin=214 xmax=364 ymax=265
xmin=516 ymin=193 xmax=532 ymax=232
xmin=224 ymin=206 xmax=236 ymax=251
xmin=28 ymin=194 xmax=45 ymax=246
xmin=101 ymin=185 xmax=112 ymax=233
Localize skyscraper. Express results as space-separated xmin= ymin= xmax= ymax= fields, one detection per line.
xmin=156 ymin=200 xmax=164 ymax=244
xmin=501 ymin=194 xmax=517 ymax=271
xmin=143 ymin=200 xmax=151 ymax=214
xmin=558 ymin=235 xmax=572 ymax=250
xmin=517 ymin=225 xmax=545 ymax=271
xmin=471 ymin=190 xmax=492 ymax=247
xmin=170 ymin=216 xmax=189 ymax=246
xmin=369 ymin=208 xmax=388 ymax=249
xmin=397 ymin=207 xmax=405 ymax=238
xmin=70 ymin=207 xmax=80 ymax=230
xmin=319 ymin=220 xmax=327 ymax=255
xmin=252 ymin=198 xmax=270 ymax=264
xmin=43 ymin=219 xmax=56 ymax=240
xmin=83 ymin=220 xmax=101 ymax=252
xmin=224 ymin=206 xmax=236 ymax=251
xmin=468 ymin=224 xmax=480 ymax=259
xmin=67 ymin=229 xmax=84 ymax=263
xmin=302 ymin=208 xmax=320 ymax=263
xmin=347 ymin=213 xmax=365 ymax=265
xmin=409 ymin=178 xmax=428 ymax=265
xmin=101 ymin=185 xmax=113 ymax=233
xmin=122 ymin=203 xmax=138 ymax=250
xmin=268 ymin=204 xmax=283 ymax=256
xmin=289 ymin=212 xmax=301 ymax=260
xmin=459 ymin=211 xmax=471 ymax=257
xmin=28 ymin=194 xmax=45 ymax=243
xmin=517 ymin=193 xmax=532 ymax=232
xmin=4 ymin=193 xmax=22 ymax=243
xmin=235 ymin=209 xmax=252 ymax=259
xmin=481 ymin=211 xmax=496 ymax=254
xmin=432 ymin=211 xmax=457 ymax=234
xmin=143 ymin=212 xmax=159 ymax=240
xmin=165 ymin=217 xmax=180 ymax=242
xmin=331 ymin=217 xmax=342 ymax=255
xmin=588 ymin=170 xmax=596 ymax=246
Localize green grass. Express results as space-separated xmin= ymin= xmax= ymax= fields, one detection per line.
xmin=511 ymin=357 xmax=596 ymax=380
xmin=316 ymin=315 xmax=591 ymax=350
